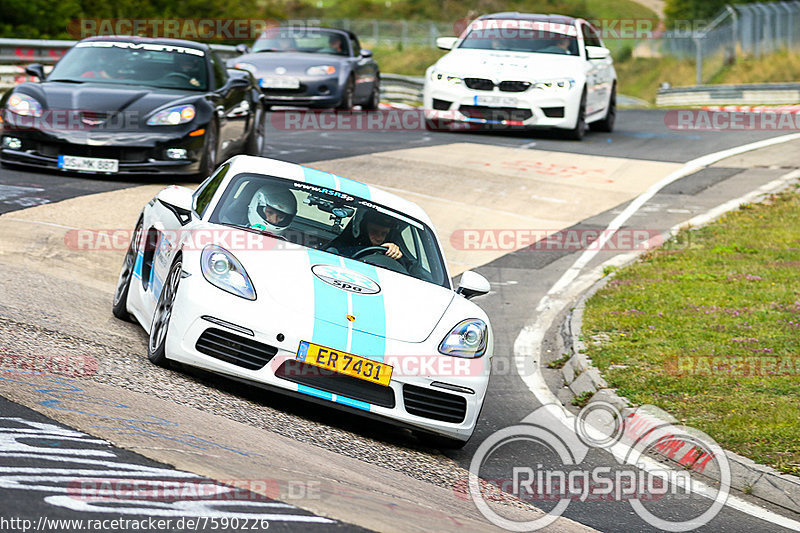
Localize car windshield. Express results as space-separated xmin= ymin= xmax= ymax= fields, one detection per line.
xmin=252 ymin=28 xmax=349 ymax=56
xmin=48 ymin=41 xmax=209 ymax=90
xmin=459 ymin=22 xmax=579 ymax=56
xmin=209 ymin=173 xmax=449 ymax=288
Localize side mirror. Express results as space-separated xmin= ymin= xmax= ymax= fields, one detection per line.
xmin=586 ymin=46 xmax=611 ymax=60
xmin=360 ymin=49 xmax=373 ymax=58
xmin=436 ymin=37 xmax=457 ymax=51
xmin=157 ymin=186 xmax=194 ymax=225
xmin=25 ymin=63 xmax=46 ymax=81
xmin=456 ymin=270 xmax=490 ymax=299
xmin=225 ymin=73 xmax=251 ymax=89
xmin=235 ymin=43 xmax=250 ymax=55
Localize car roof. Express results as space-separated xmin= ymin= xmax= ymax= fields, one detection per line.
xmin=222 ymin=155 xmax=434 ymax=226
xmin=79 ymin=35 xmax=209 ymax=52
xmin=477 ymin=12 xmax=578 ymax=25
xmin=258 ymin=27 xmax=354 ymax=39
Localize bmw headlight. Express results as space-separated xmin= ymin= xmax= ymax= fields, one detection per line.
xmin=7 ymin=93 xmax=43 ymax=117
xmin=147 ymin=104 xmax=196 ymax=126
xmin=531 ymin=78 xmax=575 ymax=91
xmin=439 ymin=319 xmax=488 ymax=358
xmin=306 ymin=65 xmax=336 ymax=76
xmin=201 ymin=245 xmax=256 ymax=300
xmin=234 ymin=62 xmax=257 ymax=74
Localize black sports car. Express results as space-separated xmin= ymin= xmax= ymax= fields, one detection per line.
xmin=0 ymin=36 xmax=265 ymax=177
xmin=229 ymin=27 xmax=380 ymax=110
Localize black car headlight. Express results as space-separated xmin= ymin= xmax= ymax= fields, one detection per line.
xmin=148 ymin=105 xmax=196 ymax=126
xmin=7 ymin=94 xmax=43 ymax=117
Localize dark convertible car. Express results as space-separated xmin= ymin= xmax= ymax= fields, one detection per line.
xmin=229 ymin=27 xmax=380 ymax=110
xmin=0 ymin=36 xmax=264 ymax=176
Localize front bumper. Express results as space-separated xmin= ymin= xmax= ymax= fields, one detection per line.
xmin=423 ymin=79 xmax=581 ymax=130
xmin=0 ymin=121 xmax=206 ymax=175
xmin=258 ymin=74 xmax=343 ymax=108
xmin=163 ymin=272 xmax=491 ymax=442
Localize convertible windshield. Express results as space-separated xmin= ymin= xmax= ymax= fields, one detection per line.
xmin=252 ymin=28 xmax=349 ymax=56
xmin=209 ymin=173 xmax=449 ymax=287
xmin=459 ymin=25 xmax=579 ymax=56
xmin=48 ymin=41 xmax=208 ymax=90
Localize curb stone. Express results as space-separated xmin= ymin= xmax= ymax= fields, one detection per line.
xmin=558 ymin=234 xmax=800 ymax=513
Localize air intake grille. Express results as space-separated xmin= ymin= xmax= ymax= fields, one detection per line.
xmin=457 ymin=105 xmax=533 ymax=122
xmin=276 ymin=360 xmax=396 ymax=408
xmin=403 ymin=384 xmax=467 ymax=423
xmin=195 ymin=328 xmax=277 ymax=370
xmin=464 ymin=78 xmax=494 ymax=91
xmin=498 ymin=80 xmax=531 ymax=92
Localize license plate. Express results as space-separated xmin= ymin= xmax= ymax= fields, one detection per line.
xmin=296 ymin=341 xmax=392 ymax=386
xmin=475 ymin=95 xmax=519 ymax=107
xmin=58 ymin=155 xmax=118 ymax=173
xmin=259 ymin=77 xmax=300 ymax=89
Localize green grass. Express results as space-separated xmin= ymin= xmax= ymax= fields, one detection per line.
xmin=582 ymin=187 xmax=800 ymax=476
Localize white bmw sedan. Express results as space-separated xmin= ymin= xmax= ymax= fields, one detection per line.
xmin=113 ymin=155 xmax=493 ymax=447
xmin=424 ymin=13 xmax=617 ymax=140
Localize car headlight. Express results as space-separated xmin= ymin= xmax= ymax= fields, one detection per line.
xmin=306 ymin=65 xmax=336 ymax=76
xmin=147 ymin=105 xmax=196 ymax=126
xmin=234 ymin=62 xmax=257 ymax=74
xmin=7 ymin=94 xmax=43 ymax=117
xmin=439 ymin=319 xmax=488 ymax=358
xmin=531 ymin=78 xmax=576 ymax=91
xmin=201 ymin=245 xmax=256 ymax=300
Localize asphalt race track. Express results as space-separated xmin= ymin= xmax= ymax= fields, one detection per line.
xmin=1 ymin=108 xmax=799 ymax=532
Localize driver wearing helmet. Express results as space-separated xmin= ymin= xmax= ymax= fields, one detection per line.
xmin=326 ymin=210 xmax=403 ymax=260
xmin=174 ymin=53 xmax=204 ymax=87
xmin=247 ymin=185 xmax=297 ymax=236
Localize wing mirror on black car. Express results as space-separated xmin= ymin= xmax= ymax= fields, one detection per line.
xmin=223 ymin=73 xmax=252 ymax=90
xmin=25 ymin=63 xmax=46 ymax=81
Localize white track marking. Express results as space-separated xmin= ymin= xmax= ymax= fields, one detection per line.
xmin=514 ymin=133 xmax=800 ymax=530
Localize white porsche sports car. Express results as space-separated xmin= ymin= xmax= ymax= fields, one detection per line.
xmin=424 ymin=13 xmax=617 ymax=139
xmin=113 ymin=155 xmax=493 ymax=447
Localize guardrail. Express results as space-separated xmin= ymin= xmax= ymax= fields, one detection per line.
xmin=656 ymin=82 xmax=800 ymax=106
xmin=379 ymin=73 xmax=423 ymax=106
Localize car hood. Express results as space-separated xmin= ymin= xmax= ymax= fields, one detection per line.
xmin=235 ymin=240 xmax=455 ymax=345
xmin=23 ymin=81 xmax=197 ymax=115
xmin=435 ymin=49 xmax=582 ymax=79
xmin=234 ymin=52 xmax=346 ymax=74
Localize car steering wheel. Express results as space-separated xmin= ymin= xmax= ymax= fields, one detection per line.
xmin=163 ymin=72 xmax=193 ymax=82
xmin=352 ymin=246 xmax=388 ymax=259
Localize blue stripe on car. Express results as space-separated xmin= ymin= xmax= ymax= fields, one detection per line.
xmin=307 ymin=248 xmax=349 ymax=351
xmin=301 ymin=166 xmax=371 ymax=200
xmin=342 ymin=258 xmax=386 ymax=362
xmin=336 ymin=395 xmax=371 ymax=411
xmin=133 ymin=251 xmax=143 ymax=280
xmin=297 ymin=384 xmax=333 ymax=401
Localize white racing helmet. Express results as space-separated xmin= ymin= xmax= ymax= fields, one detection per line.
xmin=247 ymin=184 xmax=297 ymax=235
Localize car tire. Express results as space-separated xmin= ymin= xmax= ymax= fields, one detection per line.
xmin=563 ymin=89 xmax=587 ymax=141
xmin=363 ymin=77 xmax=380 ymax=110
xmin=198 ymin=122 xmax=218 ymax=179
xmin=147 ymin=255 xmax=182 ymax=368
xmin=337 ymin=77 xmax=355 ymax=110
xmin=245 ymin=104 xmax=265 ymax=156
xmin=591 ymin=83 xmax=616 ymax=133
xmin=112 ymin=218 xmax=143 ymax=322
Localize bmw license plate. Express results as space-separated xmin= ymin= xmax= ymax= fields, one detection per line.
xmin=475 ymin=95 xmax=519 ymax=107
xmin=259 ymin=77 xmax=301 ymax=89
xmin=58 ymin=155 xmax=119 ymax=173
xmin=296 ymin=341 xmax=392 ymax=386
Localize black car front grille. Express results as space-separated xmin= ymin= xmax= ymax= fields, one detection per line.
xmin=457 ymin=105 xmax=533 ymax=122
xmin=35 ymin=141 xmax=149 ymax=162
xmin=276 ymin=360 xmax=396 ymax=408
xmin=260 ymin=85 xmax=307 ymax=95
xmin=403 ymin=384 xmax=467 ymax=423
xmin=498 ymin=80 xmax=531 ymax=92
xmin=195 ymin=328 xmax=278 ymax=370
xmin=432 ymin=98 xmax=452 ymax=111
xmin=464 ymin=78 xmax=494 ymax=91
xmin=541 ymin=106 xmax=566 ymax=118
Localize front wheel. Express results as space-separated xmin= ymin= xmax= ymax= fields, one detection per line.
xmin=197 ymin=123 xmax=218 ymax=179
xmin=591 ymin=83 xmax=616 ymax=133
xmin=147 ymin=256 xmax=182 ymax=367
xmin=363 ymin=78 xmax=380 ymax=110
xmin=563 ymin=89 xmax=587 ymax=141
xmin=337 ymin=78 xmax=355 ymax=110
xmin=112 ymin=219 xmax=143 ymax=321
